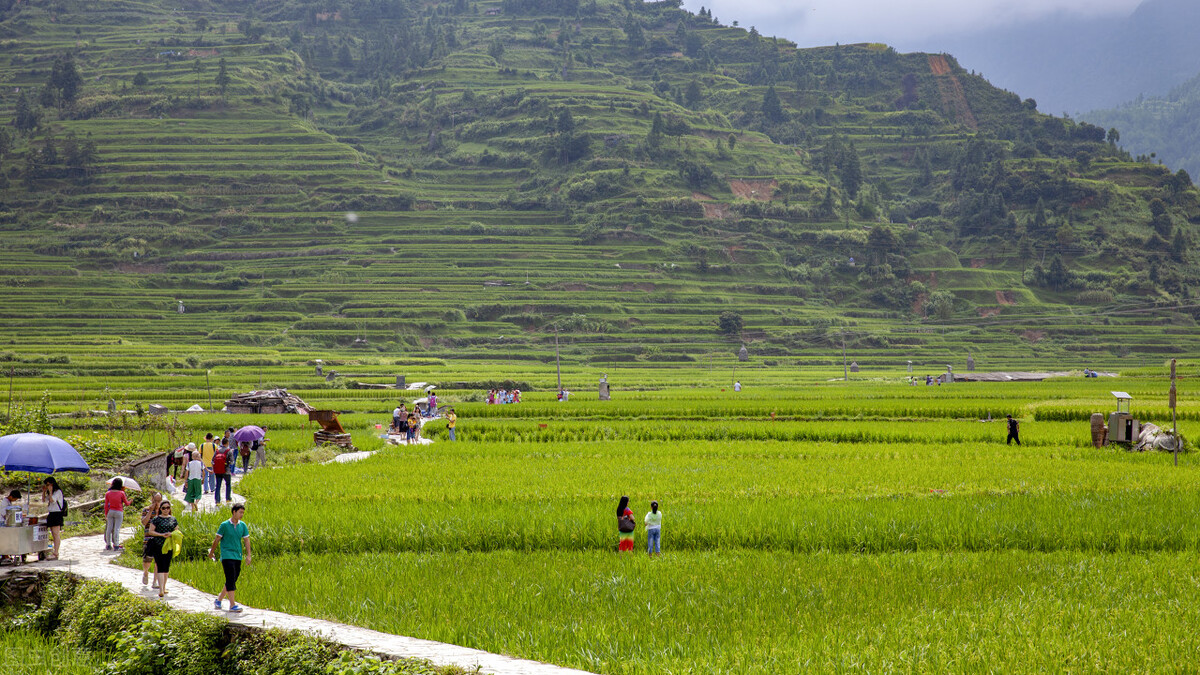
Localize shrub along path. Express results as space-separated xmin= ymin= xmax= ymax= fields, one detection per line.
xmin=11 ymin=530 xmax=592 ymax=675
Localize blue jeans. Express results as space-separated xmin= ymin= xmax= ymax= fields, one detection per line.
xmin=214 ymin=473 xmax=231 ymax=503
xmin=646 ymin=528 xmax=661 ymax=554
xmin=204 ymin=468 xmax=215 ymax=492
xmin=448 ymin=428 xmax=456 ymax=441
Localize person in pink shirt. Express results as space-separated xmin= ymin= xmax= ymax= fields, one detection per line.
xmin=103 ymin=478 xmax=131 ymax=552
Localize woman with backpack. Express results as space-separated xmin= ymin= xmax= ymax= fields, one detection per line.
xmin=617 ymin=495 xmax=636 ymax=552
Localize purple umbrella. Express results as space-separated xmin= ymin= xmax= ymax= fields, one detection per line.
xmin=232 ymin=425 xmax=265 ymax=443
xmin=0 ymin=433 xmax=90 ymax=474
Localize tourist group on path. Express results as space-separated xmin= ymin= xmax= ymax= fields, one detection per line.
xmin=137 ymin=496 xmax=252 ymax=611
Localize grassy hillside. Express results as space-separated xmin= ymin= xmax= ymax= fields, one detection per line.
xmin=1 ymin=0 xmax=1199 ymax=369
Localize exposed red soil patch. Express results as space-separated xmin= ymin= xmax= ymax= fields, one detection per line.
xmin=928 ymin=55 xmax=978 ymax=130
xmin=996 ymin=290 xmax=1016 ymax=306
xmin=978 ymin=307 xmax=1001 ymax=318
xmin=912 ymin=293 xmax=928 ymax=316
xmin=1021 ymin=330 xmax=1046 ymax=343
xmin=969 ymin=258 xmax=987 ymax=268
xmin=729 ymin=179 xmax=777 ymax=201
xmin=620 ymin=283 xmax=656 ymax=292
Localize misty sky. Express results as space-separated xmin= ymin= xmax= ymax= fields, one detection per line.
xmin=681 ymin=0 xmax=1142 ymax=48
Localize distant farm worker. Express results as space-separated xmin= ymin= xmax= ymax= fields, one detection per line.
xmin=185 ymin=452 xmax=204 ymax=512
xmin=446 ymin=408 xmax=457 ymax=441
xmin=209 ymin=502 xmax=251 ymax=612
xmin=734 ymin=381 xmax=742 ymax=392
xmin=1006 ymin=415 xmax=1021 ymax=446
xmin=645 ymin=500 xmax=662 ymax=556
xmin=617 ymin=495 xmax=636 ymax=552
xmin=250 ymin=428 xmax=269 ymax=470
xmin=140 ymin=491 xmax=164 ymax=587
xmin=200 ymin=433 xmax=219 ymax=495
xmin=147 ymin=501 xmax=178 ymax=598
xmin=103 ymin=478 xmax=130 ymax=551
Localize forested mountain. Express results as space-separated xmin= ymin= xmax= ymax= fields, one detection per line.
xmin=1082 ymin=71 xmax=1200 ymax=182
xmin=1 ymin=0 xmax=1198 ymax=363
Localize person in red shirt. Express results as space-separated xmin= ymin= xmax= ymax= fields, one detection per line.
xmin=103 ymin=478 xmax=131 ymax=552
xmin=212 ymin=443 xmax=232 ymax=504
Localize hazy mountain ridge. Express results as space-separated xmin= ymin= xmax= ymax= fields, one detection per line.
xmin=909 ymin=0 xmax=1200 ymax=116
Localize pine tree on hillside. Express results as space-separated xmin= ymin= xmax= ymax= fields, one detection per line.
xmin=47 ymin=52 xmax=83 ymax=104
xmin=761 ymin=85 xmax=783 ymax=122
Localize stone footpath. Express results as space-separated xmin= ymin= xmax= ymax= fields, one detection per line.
xmin=6 ymin=448 xmax=594 ymax=675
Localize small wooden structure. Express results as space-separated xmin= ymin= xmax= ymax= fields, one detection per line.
xmin=738 ymin=345 xmax=749 ymax=362
xmin=1106 ymin=391 xmax=1139 ymax=444
xmin=966 ymin=355 xmax=975 ymax=371
xmin=225 ymin=389 xmax=313 ymax=415
xmin=849 ymin=361 xmax=859 ymax=373
xmin=309 ymin=410 xmax=354 ymax=450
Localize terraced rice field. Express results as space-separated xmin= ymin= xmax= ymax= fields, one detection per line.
xmin=147 ymin=371 xmax=1200 ymax=673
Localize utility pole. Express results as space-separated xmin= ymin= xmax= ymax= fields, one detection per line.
xmin=842 ymin=331 xmax=848 ymax=382
xmin=555 ymin=325 xmax=562 ymax=393
xmin=7 ymin=367 xmax=13 ymax=419
xmin=1166 ymin=360 xmax=1176 ymax=466
xmin=207 ymin=369 xmax=213 ymax=412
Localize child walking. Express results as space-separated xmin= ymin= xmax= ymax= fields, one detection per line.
xmin=645 ymin=501 xmax=662 ymax=555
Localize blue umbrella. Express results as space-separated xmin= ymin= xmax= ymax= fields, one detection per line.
xmin=232 ymin=425 xmax=265 ymax=443
xmin=0 ymin=433 xmax=90 ymax=474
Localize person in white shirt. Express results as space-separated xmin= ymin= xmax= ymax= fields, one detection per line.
xmin=185 ymin=455 xmax=205 ymax=512
xmin=733 ymin=381 xmax=742 ymax=392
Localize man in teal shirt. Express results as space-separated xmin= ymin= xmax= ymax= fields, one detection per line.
xmin=208 ymin=503 xmax=251 ymax=612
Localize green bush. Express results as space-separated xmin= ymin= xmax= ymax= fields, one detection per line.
xmin=60 ymin=580 xmax=162 ymax=653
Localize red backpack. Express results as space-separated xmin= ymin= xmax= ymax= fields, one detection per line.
xmin=212 ymin=449 xmax=228 ymax=475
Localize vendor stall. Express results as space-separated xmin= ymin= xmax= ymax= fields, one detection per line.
xmin=0 ymin=432 xmax=90 ymax=565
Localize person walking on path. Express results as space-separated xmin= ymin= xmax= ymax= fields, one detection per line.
xmin=208 ymin=503 xmax=251 ymax=612
xmin=140 ymin=492 xmax=163 ymax=587
xmin=185 ymin=452 xmax=204 ymax=512
xmin=617 ymin=496 xmax=636 ymax=552
xmin=1006 ymin=415 xmax=1021 ymax=446
xmin=146 ymin=501 xmax=178 ymax=598
xmin=644 ymin=501 xmax=662 ymax=556
xmin=392 ymin=404 xmax=403 ymax=435
xmin=238 ymin=441 xmax=251 ymax=474
xmin=250 ymin=428 xmax=269 ymax=470
xmin=200 ymin=433 xmax=219 ymax=494
xmin=446 ymin=408 xmax=457 ymax=441
xmin=103 ymin=478 xmax=130 ymax=551
xmin=212 ymin=443 xmax=232 ymax=504
xmin=41 ymin=477 xmax=64 ymax=560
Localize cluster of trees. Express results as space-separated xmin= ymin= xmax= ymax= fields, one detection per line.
xmin=19 ymin=130 xmax=99 ymax=187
